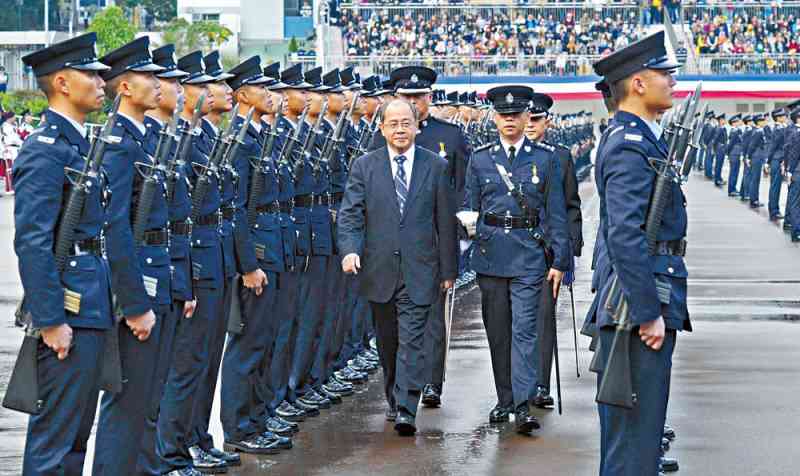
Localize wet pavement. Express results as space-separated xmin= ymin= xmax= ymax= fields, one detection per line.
xmin=0 ymin=168 xmax=798 ymax=475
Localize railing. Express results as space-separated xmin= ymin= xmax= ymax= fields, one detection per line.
xmin=287 ymin=53 xmax=800 ymax=77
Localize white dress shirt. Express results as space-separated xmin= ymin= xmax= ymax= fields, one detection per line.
xmin=500 ymin=135 xmax=526 ymax=159
xmin=388 ymin=144 xmax=415 ymax=183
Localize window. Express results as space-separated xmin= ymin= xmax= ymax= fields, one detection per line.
xmin=736 ymin=104 xmax=749 ymax=113
xmin=752 ymin=103 xmax=766 ymax=113
xmin=193 ymin=13 xmax=220 ymax=23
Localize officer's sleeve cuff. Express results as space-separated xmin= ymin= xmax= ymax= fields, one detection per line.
xmin=121 ymin=303 xmax=153 ymax=320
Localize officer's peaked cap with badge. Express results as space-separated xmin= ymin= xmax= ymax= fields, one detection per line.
xmin=262 ymin=62 xmax=287 ymax=89
xmin=152 ymin=44 xmax=188 ymax=79
xmin=743 ymin=114 xmax=752 ymax=122
xmin=226 ymin=56 xmax=272 ymax=91
xmin=486 ymin=85 xmax=535 ymax=114
xmin=204 ymin=50 xmax=234 ymax=81
xmin=304 ymin=66 xmax=325 ymax=92
xmin=340 ymin=66 xmax=361 ymax=90
xmin=592 ymin=30 xmax=681 ymax=85
xmin=729 ymin=113 xmax=742 ymax=123
xmin=391 ymin=66 xmax=437 ymax=95
xmin=716 ymin=112 xmax=726 ymax=120
xmin=529 ymin=92 xmax=554 ymax=117
xmin=704 ymin=110 xmax=715 ymax=119
xmin=361 ymin=75 xmax=380 ymax=96
xmin=22 ymin=32 xmax=110 ymax=77
xmin=468 ymin=91 xmax=478 ymax=107
xmin=772 ymin=108 xmax=787 ymax=118
xmin=99 ymin=36 xmax=165 ymax=82
xmin=458 ymin=92 xmax=470 ymax=106
xmin=446 ymin=91 xmax=459 ymax=105
xmin=177 ymin=51 xmax=215 ymax=85
xmin=322 ymin=68 xmax=345 ymax=94
xmin=271 ymin=63 xmax=312 ymax=90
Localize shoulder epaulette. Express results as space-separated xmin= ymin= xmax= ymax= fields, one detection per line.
xmin=473 ymin=143 xmax=494 ymax=154
xmin=534 ymin=141 xmax=555 ymax=153
xmin=430 ymin=116 xmax=460 ymax=129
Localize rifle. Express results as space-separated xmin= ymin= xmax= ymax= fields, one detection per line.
xmin=190 ymin=105 xmax=253 ymax=222
xmin=596 ymin=83 xmax=702 ymax=409
xmin=348 ymin=101 xmax=381 ymax=168
xmin=318 ymin=109 xmax=349 ymax=176
xmin=4 ymin=96 xmax=122 ymax=415
xmin=276 ymin=105 xmax=309 ymax=181
xmin=247 ymin=98 xmax=285 ymax=227
xmin=680 ymin=104 xmax=709 ymax=183
xmin=569 ymin=282 xmax=580 ymax=379
xmin=132 ymin=102 xmax=181 ymax=244
xmin=170 ymin=93 xmax=205 ymax=200
xmin=150 ymin=95 xmax=185 ymax=206
xmin=304 ymin=99 xmax=328 ymax=178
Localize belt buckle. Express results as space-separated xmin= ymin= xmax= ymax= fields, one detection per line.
xmin=503 ymin=215 xmax=513 ymax=231
xmin=186 ymin=218 xmax=194 ymax=237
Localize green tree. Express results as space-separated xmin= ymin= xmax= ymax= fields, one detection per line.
xmin=162 ymin=18 xmax=233 ymax=56
xmin=288 ymin=36 xmax=299 ymax=53
xmin=88 ymin=6 xmax=138 ymax=56
xmin=0 ymin=90 xmax=48 ymax=116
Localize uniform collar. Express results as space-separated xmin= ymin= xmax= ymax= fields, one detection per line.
xmin=118 ymin=112 xmax=147 ymax=139
xmin=48 ymin=108 xmax=86 ymax=139
xmin=499 ymin=135 xmax=526 ymax=158
xmin=202 ymin=117 xmax=219 ymax=136
xmin=238 ymin=114 xmax=261 ymax=134
xmin=144 ymin=114 xmax=164 ymax=128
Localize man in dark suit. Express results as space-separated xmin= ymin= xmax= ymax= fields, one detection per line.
xmin=338 ymin=99 xmax=457 ymax=436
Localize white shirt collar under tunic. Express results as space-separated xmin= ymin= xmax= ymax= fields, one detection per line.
xmin=500 ymin=135 xmax=526 ymax=159
xmin=387 ymin=144 xmax=415 ymax=180
xmin=48 ymin=108 xmax=86 ymax=139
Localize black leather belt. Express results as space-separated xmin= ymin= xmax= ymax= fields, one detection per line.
xmin=170 ymin=220 xmax=191 ymax=236
xmin=256 ymin=203 xmax=280 ymax=214
xmin=195 ymin=212 xmax=221 ymax=227
xmin=484 ymin=212 xmax=539 ymax=229
xmin=331 ymin=192 xmax=344 ymax=204
xmin=69 ymin=236 xmax=103 ymax=256
xmin=654 ymin=239 xmax=687 ymax=257
xmin=294 ymin=194 xmax=314 ymax=208
xmin=279 ymin=201 xmax=293 ymax=214
xmin=143 ymin=229 xmax=169 ymax=246
xmin=221 ymin=206 xmax=236 ymax=221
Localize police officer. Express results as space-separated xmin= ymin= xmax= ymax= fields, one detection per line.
xmin=16 ymin=32 xmax=113 ymax=475
xmin=767 ymin=108 xmax=789 ymax=221
xmin=726 ymin=114 xmax=744 ymax=197
xmin=588 ymin=31 xmax=690 ymax=476
xmin=740 ymin=115 xmax=755 ymax=201
xmin=459 ymin=85 xmax=569 ymax=433
xmin=712 ymin=113 xmax=728 ymax=188
xmin=218 ymin=55 xmax=291 ymax=455
xmin=702 ymin=111 xmax=716 ymax=180
xmin=784 ymin=105 xmax=800 ymax=242
xmin=523 ymin=92 xmax=583 ymax=409
xmin=136 ymin=43 xmax=202 ymax=476
xmin=747 ymin=114 xmax=769 ymax=209
xmin=370 ymin=66 xmax=467 ymax=408
xmin=93 ymin=36 xmax=170 ymax=475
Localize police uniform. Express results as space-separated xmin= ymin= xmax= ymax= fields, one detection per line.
xmin=740 ymin=116 xmax=755 ymax=200
xmin=784 ymin=106 xmax=800 ymax=241
xmin=15 ymin=33 xmax=112 ymax=475
xmin=767 ymin=109 xmax=788 ymax=220
xmin=136 ymin=44 xmax=198 ymax=476
xmin=146 ymin=51 xmax=225 ymax=476
xmin=462 ymin=86 xmax=569 ymax=433
xmin=702 ymin=113 xmax=716 ymax=180
xmin=711 ymin=113 xmax=728 ymax=186
xmin=92 ymin=37 xmax=174 ymax=476
xmin=217 ymin=56 xmax=293 ymax=456
xmin=746 ymin=115 xmax=769 ymax=208
xmin=726 ymin=114 xmax=744 ymax=197
xmin=588 ymin=32 xmax=690 ymax=476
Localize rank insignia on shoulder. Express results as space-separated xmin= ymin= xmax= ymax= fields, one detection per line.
xmin=624 ymin=133 xmax=642 ymax=142
xmin=37 ymin=135 xmax=56 ymax=144
xmin=474 ymin=143 xmax=493 ymax=153
xmin=107 ymin=135 xmax=122 ymax=144
xmin=534 ymin=142 xmax=554 ymax=152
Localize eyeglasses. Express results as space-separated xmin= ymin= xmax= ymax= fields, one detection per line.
xmin=384 ymin=120 xmax=414 ymax=130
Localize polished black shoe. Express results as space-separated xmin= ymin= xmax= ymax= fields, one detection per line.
xmin=751 ymin=201 xmax=765 ymax=208
xmin=298 ymin=392 xmax=330 ymax=410
xmin=660 ymin=456 xmax=679 ymax=472
xmin=728 ymin=192 xmax=738 ymax=197
xmin=165 ymin=468 xmax=203 ymax=476
xmin=323 ymin=379 xmax=354 ymax=396
xmin=309 ymin=389 xmax=333 ymax=408
xmin=335 ymin=367 xmax=367 ymax=384
xmin=292 ymin=399 xmax=321 ymax=417
xmin=274 ymin=415 xmax=299 ymax=433
xmin=531 ymin=387 xmax=554 ymax=409
xmin=394 ymin=411 xmax=417 ymax=436
xmin=265 ymin=416 xmax=295 ymax=437
xmin=276 ymin=400 xmax=306 ymax=422
xmin=792 ymin=234 xmax=800 ymax=242
xmin=224 ymin=436 xmax=281 ymax=455
xmin=514 ymin=404 xmax=540 ymax=434
xmin=260 ymin=431 xmax=293 ymax=450
xmin=421 ymin=384 xmax=442 ymax=407
xmin=348 ymin=359 xmax=373 ymax=373
xmin=205 ymin=447 xmax=241 ymax=467
xmin=663 ymin=424 xmax=676 ymax=441
xmin=772 ymin=213 xmax=785 ymax=220
xmin=488 ymin=404 xmax=512 ymax=423
xmin=318 ymin=385 xmax=343 ymax=404
xmin=783 ymin=222 xmax=793 ymax=231
xmin=662 ymin=438 xmax=671 ymax=453
xmin=330 ymin=374 xmax=356 ymax=391
xmin=188 ymin=446 xmax=227 ymax=474
xmin=386 ymin=407 xmax=397 ymax=421
xmin=361 ymin=349 xmax=380 ymax=363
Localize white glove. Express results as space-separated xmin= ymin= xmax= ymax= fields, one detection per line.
xmin=456 ymin=211 xmax=479 ymax=238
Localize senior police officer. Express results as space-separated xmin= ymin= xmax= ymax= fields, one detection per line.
xmin=767 ymin=108 xmax=789 ymax=221
xmin=15 ymin=32 xmax=114 ymax=475
xmin=523 ymin=92 xmax=583 ymax=409
xmin=726 ymin=114 xmax=744 ymax=197
xmin=785 ymin=105 xmax=800 ymax=241
xmin=588 ymin=31 xmax=691 ymax=476
xmin=92 ymin=36 xmax=170 ymax=475
xmin=746 ymin=114 xmax=769 ymax=209
xmin=459 ymin=85 xmax=569 ymax=434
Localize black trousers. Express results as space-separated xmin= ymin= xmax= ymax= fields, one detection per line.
xmin=370 ymin=280 xmax=430 ymax=416
xmin=423 ymin=291 xmax=446 ymax=387
xmin=537 ymin=285 xmax=557 ymax=391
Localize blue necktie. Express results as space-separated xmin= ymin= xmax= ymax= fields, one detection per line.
xmin=394 ymin=155 xmax=408 ymax=215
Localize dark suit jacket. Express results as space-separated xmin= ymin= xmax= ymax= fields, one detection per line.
xmin=337 ymin=145 xmax=458 ymax=306
xmin=552 ymin=143 xmax=584 ymax=257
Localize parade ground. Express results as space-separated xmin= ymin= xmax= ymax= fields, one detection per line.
xmin=0 ymin=171 xmax=798 ymax=476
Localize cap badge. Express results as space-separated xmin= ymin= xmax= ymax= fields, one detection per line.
xmin=410 ymin=73 xmax=419 ymax=83
xmin=506 ymin=93 xmax=514 ymax=104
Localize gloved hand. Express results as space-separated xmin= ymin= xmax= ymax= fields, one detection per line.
xmin=456 ymin=211 xmax=479 ymax=238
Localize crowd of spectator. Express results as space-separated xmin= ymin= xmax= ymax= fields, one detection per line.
xmin=336 ymin=2 xmax=800 ymax=76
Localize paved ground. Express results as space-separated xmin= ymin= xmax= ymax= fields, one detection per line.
xmin=0 ymin=167 xmax=798 ymax=475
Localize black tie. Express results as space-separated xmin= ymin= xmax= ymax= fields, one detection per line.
xmin=508 ymin=145 xmax=516 ymax=164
